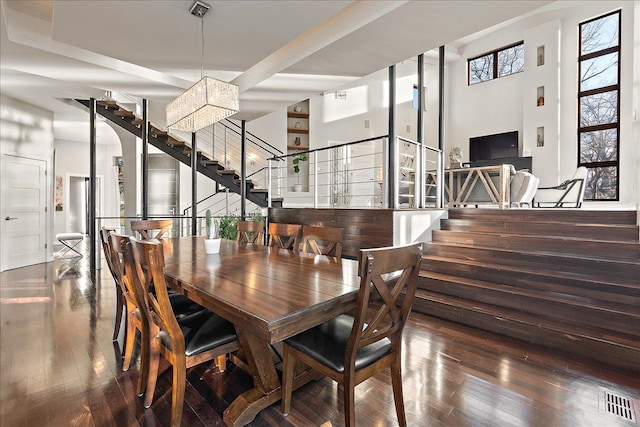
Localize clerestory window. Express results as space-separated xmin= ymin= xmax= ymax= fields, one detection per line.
xmin=468 ymin=42 xmax=524 ymax=85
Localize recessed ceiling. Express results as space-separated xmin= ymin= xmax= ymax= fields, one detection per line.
xmin=1 ymin=0 xmax=554 ymax=130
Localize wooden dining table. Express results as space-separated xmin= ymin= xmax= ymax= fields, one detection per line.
xmin=161 ymin=236 xmax=361 ymax=426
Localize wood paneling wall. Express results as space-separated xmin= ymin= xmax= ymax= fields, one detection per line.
xmin=269 ymin=208 xmax=394 ymax=259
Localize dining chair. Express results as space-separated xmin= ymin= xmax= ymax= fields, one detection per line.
xmin=99 ymin=228 xmax=126 ymax=343
xmin=131 ymin=219 xmax=173 ymax=240
xmin=267 ymin=223 xmax=302 ymax=251
xmin=236 ymin=221 xmax=265 ymax=244
xmin=131 ymin=218 xmax=203 ymax=316
xmin=128 ymin=238 xmax=239 ymax=427
xmin=281 ymin=242 xmax=423 ymax=427
xmin=301 ymin=225 xmax=344 ymax=258
xmin=109 ymin=232 xmax=149 ymax=388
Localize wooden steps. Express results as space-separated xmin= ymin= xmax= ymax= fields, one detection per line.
xmin=441 ymin=218 xmax=639 ymax=242
xmin=77 ymin=99 xmax=281 ymax=209
xmin=413 ymin=290 xmax=640 ymax=373
xmin=415 ymin=208 xmax=640 ymax=374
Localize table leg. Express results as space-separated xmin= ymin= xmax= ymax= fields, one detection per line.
xmin=223 ymin=328 xmax=318 ymax=426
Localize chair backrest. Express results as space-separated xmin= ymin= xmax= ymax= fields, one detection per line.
xmin=348 ymin=243 xmax=422 ymax=365
xmin=572 ymin=166 xmax=588 ymax=206
xmin=129 ymin=238 xmax=183 ymax=354
xmin=510 ymin=171 xmax=536 ymax=207
xmin=131 ymin=219 xmax=173 ymax=240
xmin=522 ymin=176 xmax=540 ymax=205
xmin=268 ymin=223 xmax=302 ymax=251
xmin=236 ymin=221 xmax=265 ymax=244
xmin=109 ymin=232 xmax=144 ymax=309
xmin=100 ymin=228 xmax=119 ymax=284
xmin=301 ymin=226 xmax=343 ymax=258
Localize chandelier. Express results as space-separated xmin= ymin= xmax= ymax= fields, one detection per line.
xmin=166 ymin=1 xmax=239 ymax=132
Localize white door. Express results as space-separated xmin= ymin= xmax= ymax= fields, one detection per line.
xmin=1 ymin=154 xmax=48 ymax=270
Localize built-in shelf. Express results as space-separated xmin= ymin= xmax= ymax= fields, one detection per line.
xmin=287 ymin=100 xmax=310 ymax=192
xmin=536 ymin=126 xmax=544 ymax=147
xmin=537 ymin=45 xmax=545 ymax=66
xmin=287 ymin=112 xmax=309 ymax=119
xmin=287 ymin=127 xmax=309 ymax=134
xmin=537 ymin=86 xmax=545 ymax=106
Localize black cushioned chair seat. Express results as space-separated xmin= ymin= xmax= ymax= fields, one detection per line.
xmin=284 ymin=314 xmax=391 ymax=373
xmin=160 ymin=310 xmax=237 ymax=357
xmin=168 ymin=292 xmax=203 ymax=320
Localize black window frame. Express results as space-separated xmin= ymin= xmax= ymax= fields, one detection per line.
xmin=467 ymin=41 xmax=524 ymax=85
xmin=578 ymin=9 xmax=621 ymax=201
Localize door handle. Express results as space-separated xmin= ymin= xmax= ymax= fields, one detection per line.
xmin=5 ymin=217 xmax=18 ymax=220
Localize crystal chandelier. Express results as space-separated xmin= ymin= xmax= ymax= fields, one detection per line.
xmin=166 ymin=1 xmax=239 ymax=132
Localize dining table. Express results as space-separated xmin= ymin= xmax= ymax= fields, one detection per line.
xmin=161 ymin=236 xmax=361 ymax=427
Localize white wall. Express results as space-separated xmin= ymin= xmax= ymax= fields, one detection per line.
xmin=446 ymin=1 xmax=639 ymax=208
xmin=53 ymin=138 xmax=121 ymax=237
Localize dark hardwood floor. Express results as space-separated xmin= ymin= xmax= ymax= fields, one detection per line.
xmin=1 ymin=250 xmax=639 ymax=427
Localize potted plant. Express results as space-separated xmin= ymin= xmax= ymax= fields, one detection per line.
xmin=292 ymin=153 xmax=307 ymax=192
xmin=219 ymin=214 xmax=238 ymax=240
xmin=203 ymin=209 xmax=221 ymax=254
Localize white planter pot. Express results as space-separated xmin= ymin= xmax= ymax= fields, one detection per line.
xmin=204 ymin=238 xmax=221 ymax=254
xmin=294 ymin=183 xmax=302 ymax=192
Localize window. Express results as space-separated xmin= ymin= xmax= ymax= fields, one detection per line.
xmin=468 ymin=42 xmax=524 ymax=85
xmin=578 ymin=10 xmax=620 ymax=201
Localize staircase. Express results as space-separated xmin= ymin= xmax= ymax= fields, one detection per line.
xmin=415 ymin=208 xmax=640 ymax=374
xmin=76 ymin=99 xmax=282 ymax=208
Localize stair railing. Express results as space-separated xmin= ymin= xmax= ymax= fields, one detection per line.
xmin=267 ymin=136 xmax=442 ymax=209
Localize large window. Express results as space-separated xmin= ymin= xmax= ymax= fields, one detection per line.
xmin=468 ymin=42 xmax=524 ymax=85
xmin=578 ymin=10 xmax=621 ymax=201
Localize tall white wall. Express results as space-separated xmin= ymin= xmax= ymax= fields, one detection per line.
xmin=446 ymin=1 xmax=639 ymax=207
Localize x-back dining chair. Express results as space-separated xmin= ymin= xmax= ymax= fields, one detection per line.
xmin=268 ymin=223 xmax=302 ymax=251
xmin=128 ymin=238 xmax=239 ymax=427
xmin=282 ymin=242 xmax=423 ymax=427
xmin=131 ymin=218 xmax=203 ymax=317
xmin=109 ymin=232 xmax=149 ymax=396
xmin=131 ymin=219 xmax=173 ymax=241
xmin=100 ymin=228 xmax=126 ymax=343
xmin=236 ymin=221 xmax=265 ymax=244
xmin=301 ymin=225 xmax=344 ymax=258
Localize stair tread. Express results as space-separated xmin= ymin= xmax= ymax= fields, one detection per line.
xmin=422 ymin=253 xmax=639 ymax=289
xmin=445 ymin=218 xmax=640 ymax=230
xmin=97 ymin=100 xmax=118 ymax=109
xmin=434 ymin=228 xmax=640 ymax=246
xmin=421 ymin=270 xmax=640 ymax=318
xmin=424 ymin=240 xmax=639 ymax=266
xmin=447 ymin=208 xmax=637 ymax=225
xmin=414 ymin=289 xmax=640 ymax=350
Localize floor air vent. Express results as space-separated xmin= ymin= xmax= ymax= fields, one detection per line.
xmin=599 ymin=389 xmax=636 ymax=423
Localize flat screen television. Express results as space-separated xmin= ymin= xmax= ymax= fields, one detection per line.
xmin=469 ymin=131 xmax=519 ymax=162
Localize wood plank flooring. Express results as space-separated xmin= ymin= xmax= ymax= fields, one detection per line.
xmin=1 ymin=253 xmax=639 ymax=426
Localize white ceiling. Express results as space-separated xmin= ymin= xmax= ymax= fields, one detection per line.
xmin=0 ymin=0 xmax=554 ymax=133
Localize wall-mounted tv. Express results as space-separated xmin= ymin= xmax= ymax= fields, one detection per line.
xmin=469 ymin=131 xmax=519 ymax=162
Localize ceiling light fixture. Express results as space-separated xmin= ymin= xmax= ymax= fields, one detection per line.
xmin=166 ymin=1 xmax=239 ymax=132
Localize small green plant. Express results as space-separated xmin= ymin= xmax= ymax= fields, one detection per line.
xmin=205 ymin=209 xmax=219 ymax=239
xmin=219 ymin=215 xmax=238 ymax=240
xmin=292 ymin=153 xmax=307 ymax=174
